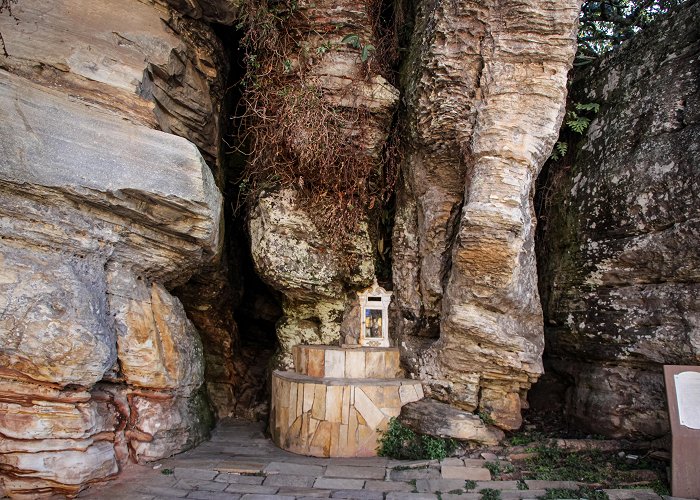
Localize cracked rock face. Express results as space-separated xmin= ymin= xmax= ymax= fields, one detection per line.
xmin=249 ymin=189 xmax=376 ymax=367
xmin=392 ymin=0 xmax=581 ymax=430
xmin=0 ymin=0 xmax=227 ymax=176
xmin=538 ymin=1 xmax=700 ymax=439
xmin=245 ymin=0 xmax=399 ymax=365
xmin=0 ymin=0 xmax=225 ymax=492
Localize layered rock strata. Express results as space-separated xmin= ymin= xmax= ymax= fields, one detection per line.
xmin=392 ymin=0 xmax=581 ymax=429
xmin=246 ymin=0 xmax=399 ymax=365
xmin=0 ymin=0 xmax=245 ymax=422
xmin=538 ymin=1 xmax=700 ymax=438
xmin=0 ymin=0 xmax=227 ymax=494
xmin=271 ymin=345 xmax=423 ymax=457
xmin=0 ymin=0 xmax=227 ymax=174
xmin=400 ymin=399 xmax=504 ymax=445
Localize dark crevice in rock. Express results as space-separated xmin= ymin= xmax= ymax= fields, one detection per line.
xmin=173 ymin=20 xmax=282 ymax=422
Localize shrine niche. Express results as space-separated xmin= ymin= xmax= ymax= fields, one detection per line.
xmin=269 ymin=281 xmax=424 ymax=457
xmin=357 ymin=281 xmax=392 ymax=348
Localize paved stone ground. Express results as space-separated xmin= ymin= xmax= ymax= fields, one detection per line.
xmin=79 ymin=420 xmax=670 ymax=500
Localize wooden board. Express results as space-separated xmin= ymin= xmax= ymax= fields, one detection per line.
xmin=663 ymin=365 xmax=700 ymax=499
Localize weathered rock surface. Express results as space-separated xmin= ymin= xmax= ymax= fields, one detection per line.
xmin=0 ymin=60 xmax=222 ymax=496
xmin=249 ymin=189 xmax=375 ymax=367
xmin=392 ymin=0 xmax=581 ymax=429
xmin=109 ymin=277 xmax=205 ymax=394
xmin=400 ymin=399 xmax=504 ymax=445
xmin=245 ymin=0 xmax=399 ymax=366
xmin=164 ymin=0 xmax=242 ymax=25
xmin=0 ymin=0 xmax=227 ymax=174
xmin=538 ymin=1 xmax=700 ymax=439
xmin=173 ymin=260 xmax=246 ymax=419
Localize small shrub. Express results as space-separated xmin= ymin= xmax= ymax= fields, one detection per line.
xmin=378 ymin=417 xmax=456 ymax=460
xmin=161 ymin=468 xmax=174 ymax=475
xmin=464 ymin=480 xmax=477 ymax=490
xmin=484 ymin=461 xmax=515 ymax=478
xmin=507 ymin=430 xmax=546 ymax=446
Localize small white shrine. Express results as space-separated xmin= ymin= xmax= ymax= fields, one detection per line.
xmin=270 ymin=279 xmax=425 ymax=457
xmin=357 ymin=281 xmax=392 ymax=347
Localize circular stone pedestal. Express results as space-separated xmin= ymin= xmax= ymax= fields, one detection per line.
xmin=271 ymin=345 xmax=424 ymax=457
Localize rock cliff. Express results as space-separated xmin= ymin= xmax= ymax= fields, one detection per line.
xmin=0 ymin=0 xmax=226 ymax=495
xmin=392 ymin=0 xmax=581 ymax=430
xmin=244 ymin=0 xmax=399 ymax=366
xmin=537 ymin=0 xmax=700 ymax=438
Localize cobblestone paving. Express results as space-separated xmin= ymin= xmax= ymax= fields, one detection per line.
xmin=79 ymin=420 xmax=667 ymax=500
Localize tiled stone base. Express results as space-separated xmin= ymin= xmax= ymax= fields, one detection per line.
xmin=292 ymin=345 xmax=403 ymax=379
xmin=271 ymin=346 xmax=424 ymax=457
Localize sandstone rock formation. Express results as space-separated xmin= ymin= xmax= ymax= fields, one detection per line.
xmin=245 ymin=0 xmax=399 ymax=366
xmin=392 ymin=0 xmax=581 ymax=430
xmin=400 ymin=399 xmax=504 ymax=446
xmin=1 ymin=0 xmax=249 ymax=423
xmin=0 ymin=0 xmax=227 ymax=175
xmin=538 ymin=1 xmax=700 ymax=439
xmin=249 ymin=190 xmax=376 ymax=367
xmin=0 ymin=0 xmax=227 ymax=494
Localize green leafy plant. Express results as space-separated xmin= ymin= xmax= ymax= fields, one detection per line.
xmin=378 ymin=418 xmax=456 ymax=460
xmin=361 ymin=43 xmax=376 ymax=62
xmin=478 ymin=411 xmax=495 ymax=426
xmin=549 ymin=102 xmax=600 ymax=160
xmin=161 ymin=468 xmax=174 ymax=475
xmin=316 ymin=40 xmax=333 ymax=54
xmin=479 ymin=488 xmax=502 ymax=500
xmin=341 ymin=33 xmax=361 ymax=48
xmin=342 ymin=33 xmax=376 ymax=63
xmin=566 ymin=113 xmax=591 ymax=134
xmin=484 ymin=461 xmax=515 ymax=478
xmin=464 ymin=480 xmax=477 ymax=490
xmin=550 ymin=142 xmax=568 ymax=161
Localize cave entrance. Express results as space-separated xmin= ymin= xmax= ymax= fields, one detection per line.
xmin=216 ymin=21 xmax=284 ymax=421
xmin=175 ymin=22 xmax=283 ymax=424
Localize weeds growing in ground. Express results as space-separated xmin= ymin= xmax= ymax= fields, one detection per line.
xmin=378 ymin=417 xmax=456 ymax=460
xmin=485 ymin=461 xmax=516 ymax=477
xmin=479 ymin=488 xmax=502 ymax=500
xmin=542 ymin=487 xmax=609 ymax=499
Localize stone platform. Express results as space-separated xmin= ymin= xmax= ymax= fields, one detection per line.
xmin=77 ymin=419 xmax=672 ymax=500
xmin=271 ymin=345 xmax=424 ymax=457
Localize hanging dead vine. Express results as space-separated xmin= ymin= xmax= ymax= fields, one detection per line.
xmin=234 ymin=0 xmax=400 ymax=245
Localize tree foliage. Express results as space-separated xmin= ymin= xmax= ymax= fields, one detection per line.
xmin=577 ymin=0 xmax=685 ymax=63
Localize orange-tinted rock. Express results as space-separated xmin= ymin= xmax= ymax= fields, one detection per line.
xmin=392 ymin=0 xmax=580 ymax=430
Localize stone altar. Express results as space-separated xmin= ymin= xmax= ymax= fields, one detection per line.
xmin=270 ymin=345 xmax=423 ymax=457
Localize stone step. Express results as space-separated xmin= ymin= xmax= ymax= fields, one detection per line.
xmin=293 ymin=345 xmax=403 ymax=379
xmin=271 ymin=371 xmax=424 ymax=458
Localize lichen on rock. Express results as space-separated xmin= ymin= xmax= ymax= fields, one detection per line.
xmin=537 ymin=0 xmax=700 ymax=439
